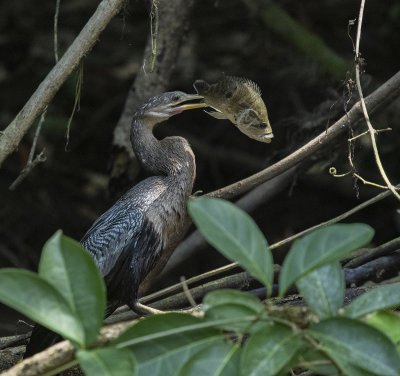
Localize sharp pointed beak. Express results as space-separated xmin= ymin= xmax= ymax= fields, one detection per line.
xmin=173 ymin=94 xmax=207 ymax=113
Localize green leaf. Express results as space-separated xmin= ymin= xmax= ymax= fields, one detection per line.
xmin=188 ymin=197 xmax=273 ymax=293
xmin=344 ymin=284 xmax=400 ymax=318
xmin=39 ymin=230 xmax=106 ymax=346
xmin=279 ymin=223 xmax=374 ymax=296
xmin=77 ymin=347 xmax=135 ymax=376
xmin=294 ymin=347 xmax=340 ymax=376
xmin=178 ymin=340 xmax=240 ymax=376
xmin=308 ymin=317 xmax=400 ymax=376
xmin=203 ymin=289 xmax=268 ymax=333
xmin=113 ymin=313 xmax=223 ymax=376
xmin=367 ymin=311 xmax=400 ymax=351
xmin=0 ymin=269 xmax=84 ymax=345
xmin=296 ymin=262 xmax=344 ymax=319
xmin=240 ymin=324 xmax=303 ymax=376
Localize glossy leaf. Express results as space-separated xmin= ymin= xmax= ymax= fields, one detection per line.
xmin=367 ymin=311 xmax=400 ymax=351
xmin=240 ymin=324 xmax=303 ymax=376
xmin=178 ymin=340 xmax=240 ymax=376
xmin=77 ymin=347 xmax=135 ymax=376
xmin=113 ymin=313 xmax=223 ymax=376
xmin=344 ymin=284 xmax=400 ymax=318
xmin=39 ymin=231 xmax=106 ymax=346
xmin=203 ymin=289 xmax=268 ymax=333
xmin=279 ymin=223 xmax=374 ymax=296
xmin=296 ymin=262 xmax=344 ymax=318
xmin=188 ymin=197 xmax=273 ymax=293
xmin=308 ymin=317 xmax=400 ymax=376
xmin=0 ymin=269 xmax=84 ymax=345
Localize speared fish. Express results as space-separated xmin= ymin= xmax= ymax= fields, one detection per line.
xmin=193 ymin=76 xmax=273 ymax=143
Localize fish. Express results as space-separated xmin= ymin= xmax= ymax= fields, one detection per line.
xmin=193 ymin=76 xmax=273 ymax=143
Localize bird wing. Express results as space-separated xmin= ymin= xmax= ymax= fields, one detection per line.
xmin=80 ymin=199 xmax=164 ymax=306
xmin=80 ymin=203 xmax=145 ymax=277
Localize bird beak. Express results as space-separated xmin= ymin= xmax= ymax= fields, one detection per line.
xmin=173 ymin=94 xmax=207 ymax=113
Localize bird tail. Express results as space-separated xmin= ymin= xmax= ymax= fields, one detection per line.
xmin=24 ymin=324 xmax=62 ymax=359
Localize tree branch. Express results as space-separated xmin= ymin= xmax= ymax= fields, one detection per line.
xmin=0 ymin=0 xmax=126 ymax=167
xmin=142 ymin=184 xmax=398 ymax=302
xmin=0 ymin=320 xmax=136 ymax=376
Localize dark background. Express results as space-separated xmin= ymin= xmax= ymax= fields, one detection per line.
xmin=1 ymin=0 xmax=399 ymax=336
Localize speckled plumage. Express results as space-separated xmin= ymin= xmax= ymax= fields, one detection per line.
xmin=24 ymin=92 xmax=200 ymax=358
xmin=81 ymin=92 xmax=197 ymax=307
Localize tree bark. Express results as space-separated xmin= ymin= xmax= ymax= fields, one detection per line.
xmin=108 ymin=0 xmax=196 ymax=198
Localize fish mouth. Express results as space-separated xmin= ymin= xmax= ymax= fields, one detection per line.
xmin=260 ymin=133 xmax=274 ymax=143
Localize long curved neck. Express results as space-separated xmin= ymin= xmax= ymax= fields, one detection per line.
xmin=130 ymin=113 xmax=194 ymax=178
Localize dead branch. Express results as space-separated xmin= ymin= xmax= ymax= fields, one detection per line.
xmin=345 ymin=252 xmax=400 ymax=286
xmin=8 ymin=150 xmax=46 ymax=191
xmin=0 ymin=321 xmax=136 ymax=376
xmin=344 ymin=236 xmax=400 ymax=268
xmin=0 ymin=0 xmax=126 ymax=168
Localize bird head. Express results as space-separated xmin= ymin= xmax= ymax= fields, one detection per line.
xmin=143 ymin=91 xmax=207 ymax=120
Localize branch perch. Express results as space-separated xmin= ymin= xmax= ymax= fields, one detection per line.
xmin=0 ymin=0 xmax=126 ymax=167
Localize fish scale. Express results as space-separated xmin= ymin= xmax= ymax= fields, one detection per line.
xmin=193 ymin=76 xmax=274 ymax=143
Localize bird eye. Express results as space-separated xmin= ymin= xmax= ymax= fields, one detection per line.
xmin=172 ymin=95 xmax=180 ymax=102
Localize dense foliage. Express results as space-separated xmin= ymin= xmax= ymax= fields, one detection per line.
xmin=1 ymin=198 xmax=399 ymax=375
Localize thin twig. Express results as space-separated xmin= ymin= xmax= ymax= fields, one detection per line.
xmin=8 ymin=110 xmax=47 ymax=190
xmin=161 ymin=168 xmax=295 ymax=278
xmin=9 ymin=150 xmax=47 ymax=191
xmin=149 ymin=0 xmax=159 ymax=73
xmin=353 ymin=173 xmax=396 ymax=190
xmin=65 ymin=62 xmax=83 ymax=150
xmin=348 ymin=127 xmax=392 ymax=142
xmin=54 ymin=0 xmax=61 ymax=63
xmin=0 ymin=0 xmax=126 ymax=167
xmin=354 ymin=0 xmax=400 ymax=201
xmin=180 ymin=276 xmax=197 ymax=308
xmin=344 ymin=236 xmax=400 ymax=268
xmin=29 ymin=111 xmax=46 ymax=164
xmin=141 ymin=185 xmax=398 ymax=302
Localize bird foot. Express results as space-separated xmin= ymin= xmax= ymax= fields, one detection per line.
xmin=133 ymin=302 xmax=163 ymax=316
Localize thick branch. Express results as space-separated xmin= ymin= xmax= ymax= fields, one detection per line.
xmin=0 ymin=0 xmax=126 ymax=167
xmin=0 ymin=321 xmax=136 ymax=376
xmin=207 ymin=70 xmax=400 ymax=199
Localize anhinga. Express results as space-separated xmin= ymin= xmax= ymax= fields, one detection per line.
xmin=24 ymin=92 xmax=207 ymax=357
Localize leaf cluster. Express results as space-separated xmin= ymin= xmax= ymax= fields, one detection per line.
xmin=1 ymin=198 xmax=400 ymax=375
